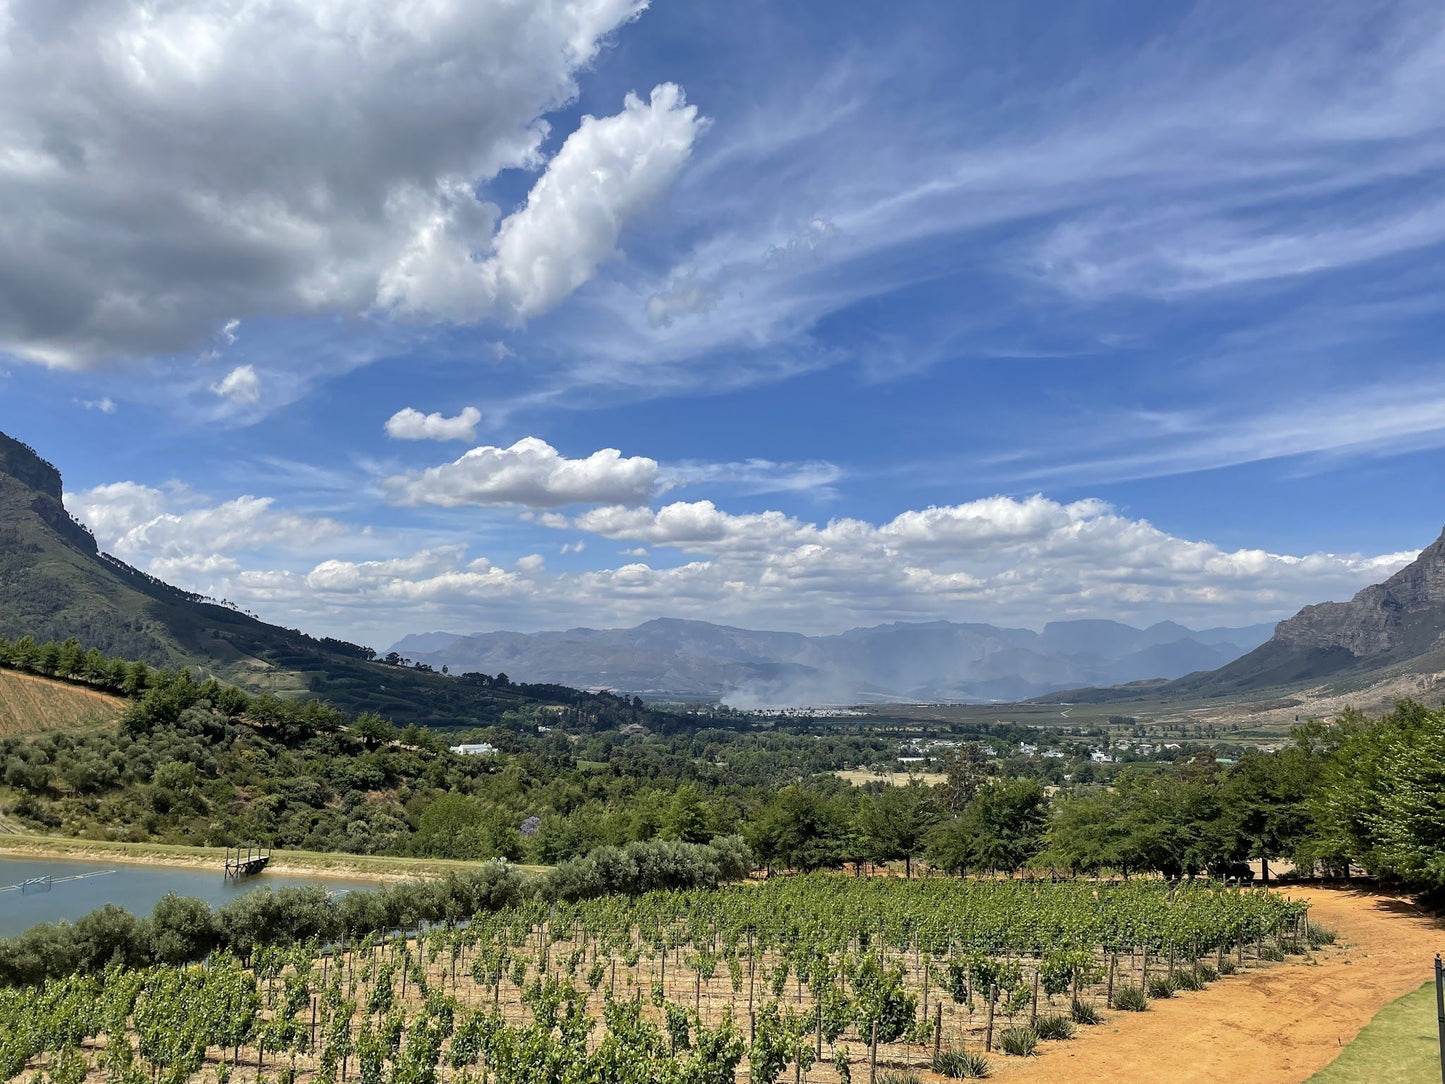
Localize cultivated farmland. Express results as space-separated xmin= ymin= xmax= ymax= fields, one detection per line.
xmin=0 ymin=874 xmax=1316 ymax=1083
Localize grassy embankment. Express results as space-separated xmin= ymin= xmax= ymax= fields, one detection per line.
xmin=1310 ymin=980 xmax=1443 ymax=1084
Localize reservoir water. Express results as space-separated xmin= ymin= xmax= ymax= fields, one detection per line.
xmin=0 ymin=855 xmax=377 ymax=938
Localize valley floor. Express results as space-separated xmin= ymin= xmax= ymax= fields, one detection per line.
xmin=998 ymin=884 xmax=1445 ymax=1083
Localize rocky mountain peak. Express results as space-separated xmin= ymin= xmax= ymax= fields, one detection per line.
xmin=0 ymin=431 xmax=63 ymax=499
xmin=1272 ymin=526 xmax=1445 ymax=659
xmin=0 ymin=430 xmax=98 ymax=555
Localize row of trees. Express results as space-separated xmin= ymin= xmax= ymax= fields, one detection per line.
xmin=748 ymin=701 xmax=1445 ymax=890
xmin=0 ymin=636 xmax=150 ymax=697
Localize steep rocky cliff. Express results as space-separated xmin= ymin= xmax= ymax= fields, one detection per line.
xmin=1272 ymin=526 xmax=1445 ymax=660
xmin=1039 ymin=526 xmax=1445 ymax=703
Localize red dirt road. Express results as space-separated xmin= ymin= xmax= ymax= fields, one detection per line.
xmin=997 ymin=885 xmax=1445 ymax=1083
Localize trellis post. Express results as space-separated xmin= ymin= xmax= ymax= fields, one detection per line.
xmin=1435 ymin=954 xmax=1445 ymax=1084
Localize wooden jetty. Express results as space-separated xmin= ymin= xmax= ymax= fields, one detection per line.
xmin=224 ymin=844 xmax=272 ymax=879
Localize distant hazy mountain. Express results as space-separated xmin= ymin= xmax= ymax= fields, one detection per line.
xmin=391 ymin=615 xmax=1275 ymax=705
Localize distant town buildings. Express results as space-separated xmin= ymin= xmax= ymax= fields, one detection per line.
xmin=450 ymin=742 xmax=497 ymax=756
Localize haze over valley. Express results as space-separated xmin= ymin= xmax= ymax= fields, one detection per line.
xmin=392 ymin=617 xmax=1276 ymax=704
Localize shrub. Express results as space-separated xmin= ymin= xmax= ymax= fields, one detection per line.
xmin=1036 ymin=1014 xmax=1075 ymax=1040
xmin=1259 ymin=944 xmax=1286 ymax=962
xmin=1113 ymin=984 xmax=1148 ymax=1012
xmin=1172 ymin=968 xmax=1203 ymax=992
xmin=932 ymin=1046 xmax=990 ymax=1078
xmin=1194 ymin=963 xmax=1218 ymax=983
xmin=879 ymin=1073 xmax=923 ymax=1084
xmin=1070 ymin=1000 xmax=1102 ymax=1025
xmin=998 ymin=1026 xmax=1039 ymax=1056
xmin=1307 ymin=923 xmax=1338 ymax=948
xmin=1146 ymin=975 xmax=1176 ymax=999
xmin=1217 ymin=957 xmax=1238 ymax=976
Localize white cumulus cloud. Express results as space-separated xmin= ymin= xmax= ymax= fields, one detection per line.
xmin=211 ymin=365 xmax=261 ymax=405
xmin=383 ymin=437 xmax=659 ymax=508
xmin=0 ymin=0 xmax=697 ymax=367
xmin=378 ymin=83 xmax=704 ymax=323
xmin=384 ymin=406 xmax=482 ymax=442
xmin=66 ymin=482 xmax=347 ymax=561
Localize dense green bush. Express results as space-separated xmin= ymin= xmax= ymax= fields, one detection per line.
xmin=1171 ymin=967 xmax=1204 ymax=991
xmin=998 ymin=1026 xmax=1039 ymax=1056
xmin=1035 ymin=1013 xmax=1074 ymax=1040
xmin=1113 ymin=984 xmax=1148 ymax=1011
xmin=932 ymin=1046 xmax=990 ymax=1078
xmin=1070 ymin=999 xmax=1102 ymax=1025
xmin=1146 ymin=974 xmax=1176 ymax=998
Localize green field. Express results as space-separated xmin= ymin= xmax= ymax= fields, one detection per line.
xmin=851 ymin=697 xmax=1303 ymax=744
xmin=1310 ymin=980 xmax=1443 ymax=1084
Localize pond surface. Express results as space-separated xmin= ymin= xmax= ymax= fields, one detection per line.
xmin=0 ymin=855 xmax=377 ymax=938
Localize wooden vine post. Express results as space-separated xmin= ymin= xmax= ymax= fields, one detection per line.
xmin=984 ymin=984 xmax=997 ymax=1052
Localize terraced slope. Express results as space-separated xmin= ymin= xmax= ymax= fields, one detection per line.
xmin=0 ymin=669 xmax=123 ymax=735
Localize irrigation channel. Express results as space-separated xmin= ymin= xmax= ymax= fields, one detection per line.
xmin=0 ymin=855 xmax=376 ymax=937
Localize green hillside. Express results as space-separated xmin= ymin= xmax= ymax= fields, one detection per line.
xmin=0 ymin=430 xmax=669 ymax=730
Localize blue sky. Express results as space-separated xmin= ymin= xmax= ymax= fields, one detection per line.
xmin=1 ymin=0 xmax=1440 ymax=646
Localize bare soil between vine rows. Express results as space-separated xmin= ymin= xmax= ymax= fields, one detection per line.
xmin=996 ymin=884 xmax=1445 ymax=1083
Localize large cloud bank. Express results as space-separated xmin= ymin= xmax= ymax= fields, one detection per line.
xmin=0 ymin=1 xmax=700 ymax=366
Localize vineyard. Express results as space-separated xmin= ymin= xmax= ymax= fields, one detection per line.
xmin=0 ymin=669 xmax=122 ymax=736
xmin=0 ymin=874 xmax=1315 ymax=1083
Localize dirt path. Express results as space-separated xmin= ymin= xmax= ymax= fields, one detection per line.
xmin=997 ymin=885 xmax=1445 ymax=1083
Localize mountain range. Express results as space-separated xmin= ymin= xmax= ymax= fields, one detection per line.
xmin=391 ymin=617 xmax=1275 ymax=705
xmin=5 ymin=423 xmax=1442 ymax=715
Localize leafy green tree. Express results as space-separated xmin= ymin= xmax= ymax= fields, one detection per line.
xmin=1223 ymin=746 xmax=1318 ymax=883
xmin=938 ymin=778 xmax=1048 ymax=876
xmin=151 ymin=893 xmax=220 ymax=965
xmin=855 ymin=782 xmax=938 ymax=877
xmin=1370 ymin=706 xmax=1445 ymax=888
xmin=662 ymin=783 xmax=711 ymax=844
xmin=747 ymin=787 xmax=849 ymax=872
xmin=354 ymin=712 xmax=395 ymax=749
xmin=940 ymin=742 xmax=989 ymax=813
